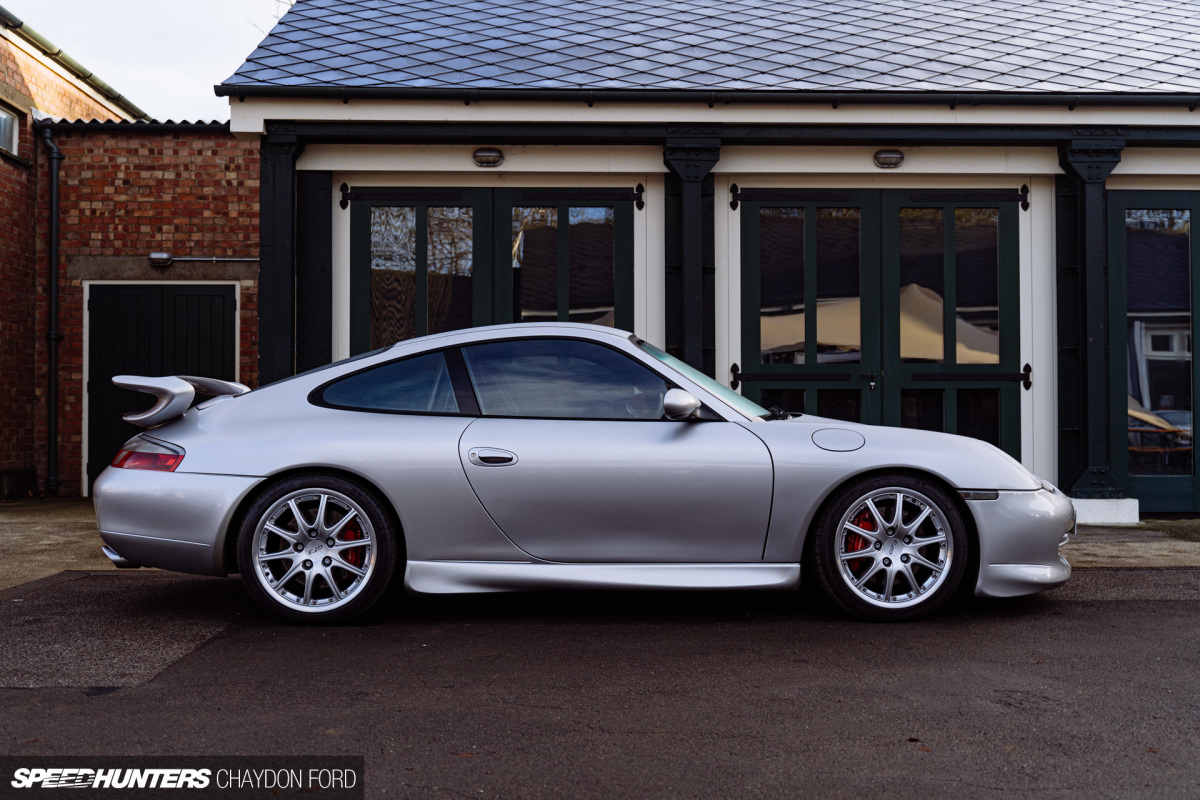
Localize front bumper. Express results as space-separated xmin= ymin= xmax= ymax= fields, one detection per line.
xmin=93 ymin=467 xmax=263 ymax=576
xmin=968 ymin=488 xmax=1074 ymax=598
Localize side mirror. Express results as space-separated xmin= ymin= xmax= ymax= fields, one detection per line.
xmin=663 ymin=388 xmax=702 ymax=421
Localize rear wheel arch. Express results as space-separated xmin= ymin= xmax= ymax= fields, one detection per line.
xmin=221 ymin=467 xmax=405 ymax=576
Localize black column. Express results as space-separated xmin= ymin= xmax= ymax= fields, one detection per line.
xmin=258 ymin=128 xmax=304 ymax=384
xmin=1057 ymin=132 xmax=1125 ymax=497
xmin=664 ymin=126 xmax=720 ymax=373
xmin=295 ymin=170 xmax=334 ymax=372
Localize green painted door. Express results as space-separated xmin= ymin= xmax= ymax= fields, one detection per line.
xmin=740 ymin=188 xmax=1024 ymax=459
xmin=350 ymin=188 xmax=637 ymax=354
xmin=1109 ymin=191 xmax=1199 ymax=511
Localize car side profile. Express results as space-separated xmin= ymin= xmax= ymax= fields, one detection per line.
xmin=94 ymin=323 xmax=1074 ymax=623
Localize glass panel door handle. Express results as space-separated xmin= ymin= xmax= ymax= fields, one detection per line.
xmin=468 ymin=448 xmax=519 ymax=466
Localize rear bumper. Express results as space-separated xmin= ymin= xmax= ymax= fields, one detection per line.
xmin=93 ymin=467 xmax=262 ymax=576
xmin=969 ymin=488 xmax=1075 ymax=598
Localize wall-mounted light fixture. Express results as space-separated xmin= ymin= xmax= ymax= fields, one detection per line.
xmin=146 ymin=252 xmax=254 ymax=267
xmin=873 ymin=149 xmax=904 ymax=168
xmin=473 ymin=147 xmax=504 ymax=167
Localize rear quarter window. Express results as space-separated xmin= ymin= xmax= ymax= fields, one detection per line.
xmin=318 ymin=352 xmax=459 ymax=414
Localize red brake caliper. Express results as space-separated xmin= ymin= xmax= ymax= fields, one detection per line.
xmin=341 ymin=522 xmax=365 ymax=568
xmin=845 ymin=508 xmax=874 ymax=574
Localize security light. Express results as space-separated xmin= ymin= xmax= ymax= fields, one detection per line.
xmin=873 ymin=149 xmax=904 ymax=168
xmin=473 ymin=147 xmax=504 ymax=167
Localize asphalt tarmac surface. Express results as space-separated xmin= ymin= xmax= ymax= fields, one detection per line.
xmin=0 ymin=570 xmax=1197 ymax=799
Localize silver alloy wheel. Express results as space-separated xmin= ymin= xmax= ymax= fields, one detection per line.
xmin=250 ymin=488 xmax=377 ymax=613
xmin=835 ymin=486 xmax=953 ymax=609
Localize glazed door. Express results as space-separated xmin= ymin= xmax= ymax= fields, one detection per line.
xmin=1109 ymin=192 xmax=1200 ymax=511
xmin=739 ymin=188 xmax=1025 ymax=458
xmin=349 ymin=187 xmax=638 ymax=355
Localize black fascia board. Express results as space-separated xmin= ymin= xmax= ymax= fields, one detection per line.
xmin=270 ymin=120 xmax=1200 ymax=148
xmin=219 ymin=83 xmax=1200 ymax=110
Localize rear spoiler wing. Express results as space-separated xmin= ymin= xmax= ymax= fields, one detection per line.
xmin=112 ymin=375 xmax=250 ymax=428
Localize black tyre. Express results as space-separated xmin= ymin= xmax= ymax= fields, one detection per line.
xmin=237 ymin=474 xmax=399 ymax=623
xmin=811 ymin=474 xmax=967 ymax=621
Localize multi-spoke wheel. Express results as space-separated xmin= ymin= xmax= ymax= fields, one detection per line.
xmin=812 ymin=475 xmax=967 ymax=621
xmin=237 ymin=474 xmax=399 ymax=623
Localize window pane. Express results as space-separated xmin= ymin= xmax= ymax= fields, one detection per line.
xmin=513 ymin=207 xmax=557 ymax=322
xmin=462 ymin=339 xmax=668 ymax=420
xmin=1126 ymin=209 xmax=1193 ymax=476
xmin=899 ymin=208 xmax=944 ymax=364
xmin=427 ymin=207 xmax=473 ymax=335
xmin=817 ymin=389 xmax=861 ymax=423
xmin=760 ymin=208 xmax=805 ymax=365
xmin=321 ymin=352 xmax=458 ymax=413
xmin=955 ymin=208 xmax=1000 ymax=364
xmin=816 ymin=208 xmax=861 ymax=364
xmin=0 ymin=107 xmax=16 ymax=153
xmin=569 ymin=207 xmax=615 ymax=326
xmin=901 ymin=388 xmax=944 ymax=432
xmin=370 ymin=207 xmax=416 ymax=348
xmin=958 ymin=388 xmax=1000 ymax=447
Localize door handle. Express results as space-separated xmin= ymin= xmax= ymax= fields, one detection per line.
xmin=863 ymin=373 xmax=877 ymax=391
xmin=468 ymin=447 xmax=518 ymax=467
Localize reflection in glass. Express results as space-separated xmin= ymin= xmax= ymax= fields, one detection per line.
xmin=568 ymin=207 xmax=616 ymax=326
xmin=899 ymin=208 xmax=944 ymax=364
xmin=958 ymin=388 xmax=1000 ymax=447
xmin=955 ymin=208 xmax=1000 ymax=364
xmin=427 ymin=207 xmax=473 ymax=335
xmin=759 ymin=208 xmax=805 ymax=364
xmin=817 ymin=389 xmax=861 ymax=423
xmin=901 ymin=388 xmax=943 ymax=432
xmin=370 ymin=206 xmax=416 ymax=348
xmin=760 ymin=388 xmax=804 ymax=417
xmin=513 ymin=207 xmax=557 ymax=322
xmin=816 ymin=209 xmax=861 ymax=364
xmin=1126 ymin=209 xmax=1192 ymax=476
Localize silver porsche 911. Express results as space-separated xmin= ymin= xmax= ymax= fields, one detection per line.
xmin=94 ymin=323 xmax=1073 ymax=623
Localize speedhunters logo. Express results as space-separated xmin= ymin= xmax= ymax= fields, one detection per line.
xmin=11 ymin=769 xmax=211 ymax=789
xmin=0 ymin=758 xmax=363 ymax=798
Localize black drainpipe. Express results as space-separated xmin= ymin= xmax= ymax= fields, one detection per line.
xmin=41 ymin=126 xmax=63 ymax=496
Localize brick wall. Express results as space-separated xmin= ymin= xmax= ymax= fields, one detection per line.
xmin=0 ymin=37 xmax=125 ymax=122
xmin=0 ymin=33 xmax=130 ymax=496
xmin=34 ymin=127 xmax=259 ymax=496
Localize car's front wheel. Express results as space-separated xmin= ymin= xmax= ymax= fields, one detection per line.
xmin=237 ymin=474 xmax=399 ymax=623
xmin=812 ymin=475 xmax=967 ymax=621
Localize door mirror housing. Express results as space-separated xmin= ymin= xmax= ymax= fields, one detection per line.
xmin=663 ymin=388 xmax=702 ymax=421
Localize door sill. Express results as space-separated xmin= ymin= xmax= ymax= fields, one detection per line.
xmin=405 ymin=561 xmax=800 ymax=594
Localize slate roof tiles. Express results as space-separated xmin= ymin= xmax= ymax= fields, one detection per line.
xmin=223 ymin=0 xmax=1200 ymax=94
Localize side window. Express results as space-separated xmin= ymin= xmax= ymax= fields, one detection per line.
xmin=461 ymin=338 xmax=668 ymax=420
xmin=320 ymin=351 xmax=460 ymax=413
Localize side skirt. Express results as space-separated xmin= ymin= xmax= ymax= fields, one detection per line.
xmin=405 ymin=561 xmax=801 ymax=594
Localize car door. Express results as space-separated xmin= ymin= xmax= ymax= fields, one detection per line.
xmin=456 ymin=337 xmax=774 ymax=563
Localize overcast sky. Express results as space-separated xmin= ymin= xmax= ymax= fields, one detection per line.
xmin=7 ymin=0 xmax=292 ymax=121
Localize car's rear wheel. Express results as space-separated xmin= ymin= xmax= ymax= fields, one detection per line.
xmin=812 ymin=475 xmax=967 ymax=621
xmin=238 ymin=474 xmax=399 ymax=623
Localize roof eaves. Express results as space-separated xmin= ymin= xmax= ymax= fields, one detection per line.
xmin=0 ymin=4 xmax=151 ymax=121
xmin=212 ymin=83 xmax=1200 ymax=110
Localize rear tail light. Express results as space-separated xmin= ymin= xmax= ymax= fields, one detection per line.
xmin=111 ymin=437 xmax=185 ymax=472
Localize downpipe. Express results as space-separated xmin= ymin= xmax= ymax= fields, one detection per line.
xmin=41 ymin=126 xmax=63 ymax=496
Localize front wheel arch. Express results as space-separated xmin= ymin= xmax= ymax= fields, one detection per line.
xmin=801 ymin=468 xmax=980 ymax=610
